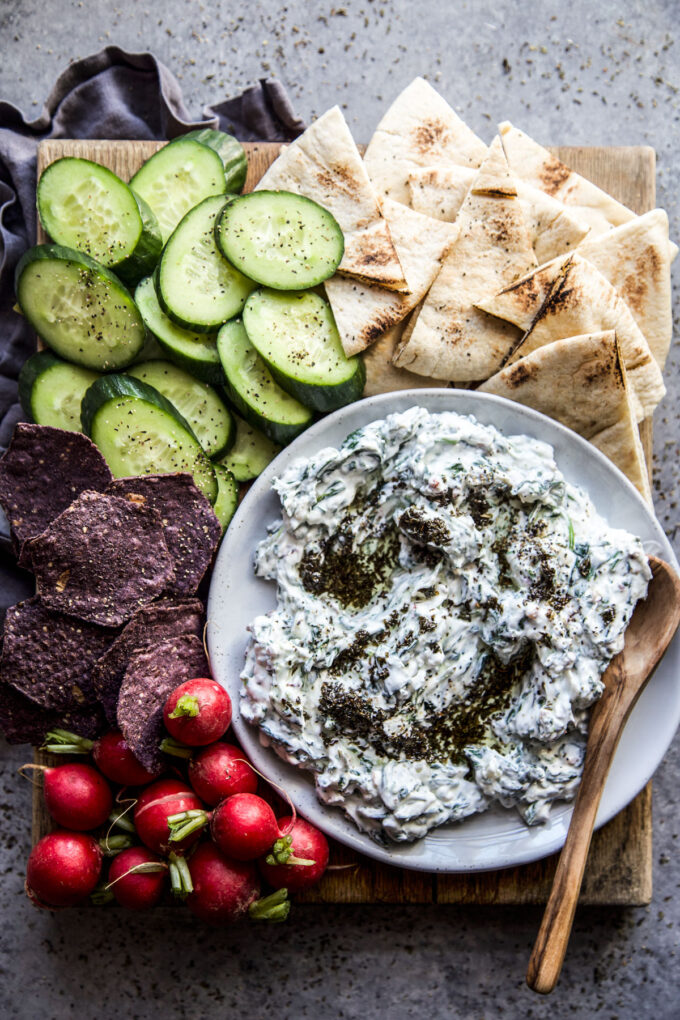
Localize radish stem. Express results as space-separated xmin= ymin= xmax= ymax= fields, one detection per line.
xmin=41 ymin=729 xmax=93 ymax=755
xmin=265 ymin=835 xmax=314 ymax=867
xmin=99 ymin=833 xmax=135 ymax=857
xmin=167 ymin=808 xmax=210 ymax=843
xmin=168 ymin=852 xmax=193 ymax=898
xmin=107 ymin=809 xmax=136 ymax=834
xmin=248 ymin=887 xmax=290 ymax=923
xmin=168 ymin=694 xmax=200 ymax=719
xmin=159 ymin=737 xmax=193 ymax=759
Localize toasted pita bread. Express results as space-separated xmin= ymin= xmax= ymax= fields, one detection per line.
xmin=407 ymin=166 xmax=590 ymax=262
xmin=325 ymin=199 xmax=458 ymax=357
xmin=363 ymin=77 xmax=487 ymax=205
xmin=479 ymin=332 xmax=651 ymax=502
xmin=576 ymin=209 xmax=672 ymax=370
xmin=477 ymin=254 xmax=665 ymax=420
xmin=392 ymin=137 xmax=537 ymax=381
xmin=363 ymin=317 xmax=449 ymax=397
xmin=255 ymin=106 xmax=408 ymax=291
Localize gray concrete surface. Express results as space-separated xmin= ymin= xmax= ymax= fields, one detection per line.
xmin=1 ymin=1 xmax=680 ymax=1017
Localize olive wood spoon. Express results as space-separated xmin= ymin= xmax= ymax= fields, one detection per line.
xmin=526 ymin=555 xmax=680 ymax=995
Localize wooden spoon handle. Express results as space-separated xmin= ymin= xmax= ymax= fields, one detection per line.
xmin=526 ymin=670 xmax=625 ymax=994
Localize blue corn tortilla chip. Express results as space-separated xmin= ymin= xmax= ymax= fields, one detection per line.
xmin=30 ymin=490 xmax=175 ymax=627
xmin=0 ymin=424 xmax=112 ymax=566
xmin=0 ymin=680 xmax=105 ymax=745
xmin=107 ymin=474 xmax=221 ymax=597
xmin=0 ymin=597 xmax=118 ymax=710
xmin=116 ymin=633 xmax=210 ymax=772
xmin=91 ymin=597 xmax=204 ymax=726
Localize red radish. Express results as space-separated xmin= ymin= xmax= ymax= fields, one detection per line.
xmin=211 ymin=793 xmax=280 ymax=861
xmin=163 ymin=678 xmax=232 ymax=746
xmin=29 ymin=762 xmax=113 ymax=831
xmin=258 ymin=816 xmax=329 ymax=892
xmin=41 ymin=728 xmax=162 ymax=786
xmin=94 ymin=731 xmax=162 ymax=786
xmin=186 ymin=842 xmax=260 ymax=924
xmin=134 ymin=778 xmax=204 ymax=855
xmin=107 ymin=846 xmax=167 ymax=910
xmin=26 ymin=831 xmax=102 ymax=908
xmin=188 ymin=742 xmax=257 ymax=806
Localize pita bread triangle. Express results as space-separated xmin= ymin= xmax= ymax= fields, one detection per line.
xmin=575 ymin=208 xmax=672 ymax=369
xmin=363 ymin=315 xmax=449 ymax=397
xmin=364 ymin=77 xmax=488 ymax=205
xmin=255 ymin=106 xmax=408 ymax=292
xmin=476 ymin=253 xmax=665 ymax=420
xmin=479 ymin=331 xmax=651 ymax=502
xmin=407 ymin=166 xmax=590 ymax=262
xmin=392 ymin=136 xmax=537 ymax=381
xmin=325 ymin=199 xmax=458 ymax=357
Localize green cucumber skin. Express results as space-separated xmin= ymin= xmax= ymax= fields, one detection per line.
xmin=114 ymin=191 xmax=163 ymax=286
xmin=266 ymin=355 xmax=366 ymax=413
xmin=15 ymin=244 xmax=146 ymax=370
xmin=211 ymin=463 xmax=239 ymax=531
xmin=134 ymin=276 xmax=226 ymax=386
xmin=178 ymin=130 xmax=247 ymax=192
xmin=214 ymin=413 xmax=281 ymax=482
xmin=81 ymin=373 xmax=197 ymax=440
xmin=221 ymin=375 xmax=311 ymax=447
xmin=18 ymin=350 xmax=64 ymax=421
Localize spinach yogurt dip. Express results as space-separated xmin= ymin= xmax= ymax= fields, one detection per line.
xmin=241 ymin=407 xmax=650 ymax=844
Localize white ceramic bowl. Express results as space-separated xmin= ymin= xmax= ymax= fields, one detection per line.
xmin=207 ymin=390 xmax=680 ymax=872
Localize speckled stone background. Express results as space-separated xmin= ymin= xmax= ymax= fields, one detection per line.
xmin=1 ymin=1 xmax=679 ymax=1017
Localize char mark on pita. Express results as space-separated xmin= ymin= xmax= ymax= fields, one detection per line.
xmin=0 ymin=596 xmax=118 ymax=711
xmin=107 ymin=474 xmax=221 ymax=598
xmin=117 ymin=634 xmax=210 ymax=772
xmin=0 ymin=424 xmax=113 ymax=567
xmin=92 ymin=597 xmax=204 ymax=727
xmin=30 ymin=490 xmax=175 ymax=627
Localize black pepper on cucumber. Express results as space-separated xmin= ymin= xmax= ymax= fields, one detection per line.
xmin=215 ymin=190 xmax=344 ymax=290
xmin=134 ymin=276 xmax=224 ymax=385
xmin=81 ymin=374 xmax=218 ymax=503
xmin=37 ymin=157 xmax=162 ymax=285
xmin=15 ymin=245 xmax=147 ymax=371
xmin=214 ymin=412 xmax=281 ymax=482
xmin=242 ymin=288 xmax=365 ymax=412
xmin=157 ymin=195 xmax=256 ymax=333
xmin=217 ymin=320 xmax=313 ymax=445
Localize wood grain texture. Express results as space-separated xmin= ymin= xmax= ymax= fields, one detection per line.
xmin=32 ymin=138 xmax=656 ymax=906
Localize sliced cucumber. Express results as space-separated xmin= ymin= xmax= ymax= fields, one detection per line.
xmin=37 ymin=157 xmax=162 ymax=284
xmin=127 ymin=360 xmax=234 ymax=458
xmin=157 ymin=195 xmax=255 ymax=333
xmin=82 ymin=375 xmax=217 ymax=504
xmin=215 ymin=191 xmax=344 ymax=290
xmin=243 ymin=289 xmax=365 ymax=412
xmin=179 ymin=130 xmax=247 ymax=192
xmin=134 ymin=276 xmax=224 ymax=385
xmin=212 ymin=464 xmax=239 ymax=531
xmin=215 ymin=412 xmax=281 ymax=482
xmin=15 ymin=245 xmax=146 ymax=370
xmin=130 ymin=139 xmax=227 ymax=243
xmin=18 ymin=350 xmax=100 ymax=432
xmin=217 ymin=320 xmax=312 ymax=445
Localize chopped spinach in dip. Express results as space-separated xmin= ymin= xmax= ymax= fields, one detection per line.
xmin=241 ymin=408 xmax=651 ymax=843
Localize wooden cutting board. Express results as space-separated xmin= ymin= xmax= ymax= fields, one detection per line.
xmin=32 ymin=138 xmax=656 ymax=905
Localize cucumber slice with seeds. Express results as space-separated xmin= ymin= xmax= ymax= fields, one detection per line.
xmin=82 ymin=374 xmax=217 ymax=503
xmin=19 ymin=350 xmax=100 ymax=433
xmin=158 ymin=195 xmax=256 ymax=332
xmin=37 ymin=157 xmax=162 ymax=284
xmin=217 ymin=320 xmax=312 ymax=445
xmin=214 ymin=412 xmax=281 ymax=482
xmin=127 ymin=360 xmax=234 ymax=458
xmin=134 ymin=276 xmax=224 ymax=385
xmin=215 ymin=191 xmax=344 ymax=290
xmin=212 ymin=464 xmax=239 ymax=531
xmin=15 ymin=245 xmax=146 ymax=370
xmin=242 ymin=288 xmax=365 ymax=412
xmin=179 ymin=130 xmax=247 ymax=192
xmin=130 ymin=139 xmax=227 ymax=243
